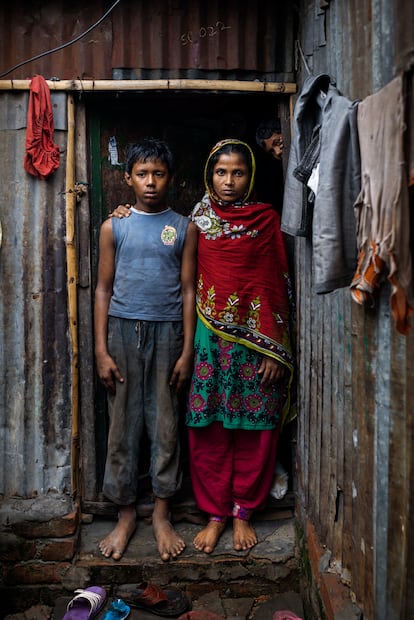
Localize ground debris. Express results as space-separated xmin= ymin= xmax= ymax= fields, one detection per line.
xmin=4 ymin=605 xmax=53 ymax=620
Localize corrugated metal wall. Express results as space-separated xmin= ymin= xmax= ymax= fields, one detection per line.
xmin=1 ymin=0 xmax=414 ymax=617
xmin=0 ymin=0 xmax=295 ymax=82
xmin=295 ymin=1 xmax=414 ymax=618
xmin=111 ymin=0 xmax=294 ymax=80
xmin=0 ymin=91 xmax=72 ymax=497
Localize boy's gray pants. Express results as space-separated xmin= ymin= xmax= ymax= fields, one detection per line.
xmin=102 ymin=317 xmax=184 ymax=505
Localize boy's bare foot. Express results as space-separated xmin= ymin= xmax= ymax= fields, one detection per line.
xmin=99 ymin=505 xmax=136 ymax=560
xmin=233 ymin=518 xmax=257 ymax=551
xmin=193 ymin=519 xmax=227 ymax=554
xmin=153 ymin=498 xmax=186 ymax=561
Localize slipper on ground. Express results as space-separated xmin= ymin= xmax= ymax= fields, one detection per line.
xmin=114 ymin=581 xmax=191 ymax=617
xmin=102 ymin=598 xmax=130 ymax=619
xmin=63 ymin=586 xmax=107 ymax=619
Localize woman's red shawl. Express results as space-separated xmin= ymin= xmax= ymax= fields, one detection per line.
xmin=192 ymin=195 xmax=294 ymax=372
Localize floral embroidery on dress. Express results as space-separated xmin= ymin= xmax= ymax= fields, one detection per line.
xmin=195 ymin=361 xmax=214 ymax=380
xmin=272 ymin=312 xmax=284 ymax=324
xmin=239 ymin=362 xmax=256 ymax=380
xmin=218 ymin=338 xmax=233 ymax=351
xmin=187 ymin=325 xmax=285 ymax=430
xmin=198 ymin=283 xmax=216 ymax=318
xmin=228 ymin=393 xmax=243 ymax=413
xmin=218 ymin=292 xmax=240 ymax=324
xmin=245 ymin=393 xmax=264 ymax=412
xmin=190 ymin=393 xmax=206 ymax=413
xmin=243 ymin=296 xmax=261 ymax=330
xmin=194 ymin=214 xmax=212 ymax=232
xmin=192 ymin=197 xmax=258 ymax=241
xmin=223 ymin=223 xmax=244 ymax=239
xmin=218 ymin=351 xmax=232 ymax=370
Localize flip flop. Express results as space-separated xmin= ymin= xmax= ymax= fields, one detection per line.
xmin=102 ymin=598 xmax=131 ymax=619
xmin=63 ymin=586 xmax=107 ymax=619
xmin=114 ymin=582 xmax=191 ymax=617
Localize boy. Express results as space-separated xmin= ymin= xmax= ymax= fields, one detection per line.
xmin=254 ymin=118 xmax=285 ymax=213
xmin=255 ymin=118 xmax=284 ymax=160
xmin=94 ymin=138 xmax=197 ymax=561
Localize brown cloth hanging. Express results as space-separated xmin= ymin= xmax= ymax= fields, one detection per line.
xmin=350 ymin=74 xmax=413 ymax=335
xmin=24 ymin=75 xmax=60 ymax=179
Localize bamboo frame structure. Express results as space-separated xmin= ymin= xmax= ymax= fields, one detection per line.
xmin=0 ymin=78 xmax=296 ymax=93
xmin=65 ymin=94 xmax=80 ymax=498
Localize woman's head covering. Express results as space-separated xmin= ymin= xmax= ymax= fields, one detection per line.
xmin=203 ymin=138 xmax=256 ymax=205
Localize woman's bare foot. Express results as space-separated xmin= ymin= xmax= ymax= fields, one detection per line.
xmin=233 ymin=518 xmax=257 ymax=551
xmin=193 ymin=519 xmax=227 ymax=554
xmin=153 ymin=497 xmax=186 ymax=561
xmin=99 ymin=505 xmax=136 ymax=560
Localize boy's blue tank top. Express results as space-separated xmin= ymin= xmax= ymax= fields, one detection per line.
xmin=108 ymin=207 xmax=190 ymax=321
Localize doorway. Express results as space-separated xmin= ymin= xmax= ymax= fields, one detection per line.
xmin=80 ymin=89 xmax=292 ymax=512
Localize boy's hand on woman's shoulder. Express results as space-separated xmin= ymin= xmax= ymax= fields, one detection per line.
xmin=109 ymin=204 xmax=132 ymax=219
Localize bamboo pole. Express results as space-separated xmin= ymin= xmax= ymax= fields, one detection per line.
xmin=65 ymin=93 xmax=80 ymax=499
xmin=0 ymin=78 xmax=296 ymax=93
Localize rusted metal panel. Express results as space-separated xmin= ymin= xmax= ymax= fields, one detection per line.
xmin=0 ymin=91 xmax=72 ymax=497
xmin=0 ymin=0 xmax=296 ymax=82
xmin=295 ymin=0 xmax=414 ymax=618
xmin=111 ymin=0 xmax=294 ymax=79
xmin=0 ymin=1 xmax=114 ymax=80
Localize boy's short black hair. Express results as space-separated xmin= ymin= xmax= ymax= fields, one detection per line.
xmin=255 ymin=119 xmax=282 ymax=149
xmin=125 ymin=138 xmax=174 ymax=175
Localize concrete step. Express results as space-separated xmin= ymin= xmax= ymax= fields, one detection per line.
xmin=64 ymin=511 xmax=300 ymax=615
xmin=2 ymin=501 xmax=303 ymax=619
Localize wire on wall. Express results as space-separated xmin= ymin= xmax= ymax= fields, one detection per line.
xmin=0 ymin=0 xmax=122 ymax=79
xmin=296 ymin=40 xmax=312 ymax=76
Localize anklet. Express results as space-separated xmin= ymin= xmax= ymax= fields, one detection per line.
xmin=232 ymin=503 xmax=252 ymax=521
xmin=209 ymin=515 xmax=226 ymax=523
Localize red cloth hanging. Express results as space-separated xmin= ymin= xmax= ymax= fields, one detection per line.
xmin=24 ymin=75 xmax=60 ymax=179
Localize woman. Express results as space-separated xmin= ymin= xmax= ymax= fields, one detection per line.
xmin=188 ymin=139 xmax=295 ymax=554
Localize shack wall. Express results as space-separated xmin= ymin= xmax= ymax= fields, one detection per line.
xmin=295 ymin=1 xmax=414 ymax=618
xmin=0 ymin=91 xmax=72 ymax=497
xmin=1 ymin=1 xmax=414 ymax=617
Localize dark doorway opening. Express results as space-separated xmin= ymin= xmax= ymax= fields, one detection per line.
xmin=85 ymin=89 xmax=294 ymax=514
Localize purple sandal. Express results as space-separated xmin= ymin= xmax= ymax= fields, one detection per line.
xmin=63 ymin=586 xmax=107 ymax=619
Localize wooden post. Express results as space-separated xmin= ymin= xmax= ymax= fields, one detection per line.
xmin=65 ymin=93 xmax=80 ymax=498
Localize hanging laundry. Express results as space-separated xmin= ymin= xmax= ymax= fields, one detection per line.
xmin=24 ymin=74 xmax=60 ymax=179
xmin=350 ymin=75 xmax=413 ymax=335
xmin=282 ymin=73 xmax=361 ymax=294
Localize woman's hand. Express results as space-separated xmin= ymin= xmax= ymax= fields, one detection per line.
xmin=258 ymin=356 xmax=286 ymax=388
xmin=169 ymin=351 xmax=194 ymax=393
xmin=109 ymin=204 xmax=132 ymax=218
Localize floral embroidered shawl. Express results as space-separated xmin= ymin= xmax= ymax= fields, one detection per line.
xmin=191 ymin=139 xmax=295 ymax=376
xmin=192 ymin=194 xmax=294 ymax=372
